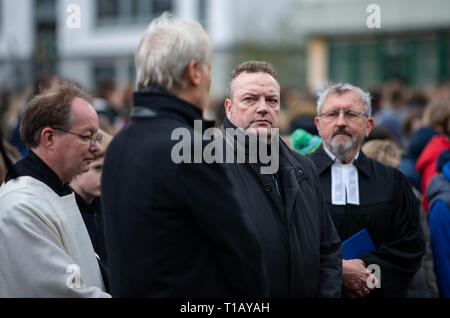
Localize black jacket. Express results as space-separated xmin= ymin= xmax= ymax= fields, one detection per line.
xmin=101 ymin=86 xmax=269 ymax=297
xmin=73 ymin=193 xmax=110 ymax=293
xmin=73 ymin=194 xmax=107 ymax=264
xmin=308 ymin=145 xmax=425 ymax=297
xmin=221 ymin=117 xmax=342 ymax=297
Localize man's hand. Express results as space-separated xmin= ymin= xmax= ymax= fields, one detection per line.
xmin=342 ymin=259 xmax=375 ymax=298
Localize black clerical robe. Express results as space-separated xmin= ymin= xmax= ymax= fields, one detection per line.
xmin=308 ymin=146 xmax=425 ymax=297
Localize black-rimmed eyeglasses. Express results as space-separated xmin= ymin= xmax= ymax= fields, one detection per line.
xmin=54 ymin=128 xmax=102 ymax=147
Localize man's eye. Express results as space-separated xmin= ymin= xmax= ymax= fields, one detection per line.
xmin=326 ymin=112 xmax=339 ymax=118
xmin=346 ymin=111 xmax=358 ymax=118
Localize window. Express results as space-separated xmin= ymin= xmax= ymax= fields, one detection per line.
xmin=153 ymin=0 xmax=171 ymax=15
xmin=128 ymin=58 xmax=136 ymax=85
xmin=96 ymin=0 xmax=172 ymax=26
xmin=415 ymin=34 xmax=438 ymax=87
xmin=438 ymin=31 xmax=450 ymax=83
xmin=198 ymin=0 xmax=208 ymax=29
xmin=328 ymin=41 xmax=352 ymax=84
xmin=93 ymin=62 xmax=116 ymax=88
xmin=0 ymin=0 xmax=2 ymax=33
xmin=35 ymin=0 xmax=56 ymax=24
xmin=33 ymin=0 xmax=57 ymax=73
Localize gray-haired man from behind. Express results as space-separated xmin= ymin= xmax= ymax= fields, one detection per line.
xmin=101 ymin=13 xmax=269 ymax=297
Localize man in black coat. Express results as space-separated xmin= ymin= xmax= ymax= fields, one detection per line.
xmin=101 ymin=14 xmax=268 ymax=297
xmin=221 ymin=61 xmax=342 ymax=297
xmin=308 ymin=83 xmax=425 ymax=297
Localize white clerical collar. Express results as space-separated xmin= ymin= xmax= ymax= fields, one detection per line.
xmin=323 ymin=146 xmax=360 ymax=206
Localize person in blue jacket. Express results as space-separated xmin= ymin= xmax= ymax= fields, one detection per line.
xmin=426 ymin=149 xmax=450 ymax=297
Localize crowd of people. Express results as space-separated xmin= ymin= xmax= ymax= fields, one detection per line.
xmin=0 ymin=12 xmax=449 ymax=298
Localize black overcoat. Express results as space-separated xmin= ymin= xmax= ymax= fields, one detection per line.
xmin=221 ymin=118 xmax=342 ymax=297
xmin=101 ymin=87 xmax=269 ymax=297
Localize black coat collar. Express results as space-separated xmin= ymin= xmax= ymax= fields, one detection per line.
xmin=222 ymin=116 xmax=303 ymax=170
xmin=6 ymin=150 xmax=72 ymax=196
xmin=133 ymin=85 xmax=215 ymax=131
xmin=311 ymin=145 xmax=372 ymax=177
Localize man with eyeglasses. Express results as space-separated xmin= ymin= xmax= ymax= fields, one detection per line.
xmin=221 ymin=61 xmax=342 ymax=297
xmin=0 ymin=81 xmax=110 ymax=297
xmin=308 ymin=83 xmax=425 ymax=298
xmin=53 ymin=128 xmax=102 ymax=148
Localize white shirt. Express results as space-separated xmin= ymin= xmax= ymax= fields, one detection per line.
xmin=0 ymin=177 xmax=111 ymax=297
xmin=323 ymin=146 xmax=360 ymax=206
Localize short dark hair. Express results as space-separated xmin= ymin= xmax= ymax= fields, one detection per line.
xmin=227 ymin=60 xmax=277 ymax=99
xmin=20 ymin=81 xmax=93 ymax=148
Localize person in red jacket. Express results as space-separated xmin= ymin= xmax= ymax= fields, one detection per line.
xmin=416 ymin=124 xmax=450 ymax=212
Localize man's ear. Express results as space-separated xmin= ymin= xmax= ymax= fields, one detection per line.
xmin=314 ymin=116 xmax=321 ymax=136
xmin=185 ymin=60 xmax=201 ymax=87
xmin=40 ymin=127 xmax=57 ymax=149
xmin=366 ymin=118 xmax=374 ymax=137
xmin=224 ymin=99 xmax=232 ymax=118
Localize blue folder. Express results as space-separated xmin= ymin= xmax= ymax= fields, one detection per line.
xmin=342 ymin=228 xmax=376 ymax=260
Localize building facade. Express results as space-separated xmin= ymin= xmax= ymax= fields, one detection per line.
xmin=0 ymin=0 xmax=302 ymax=99
xmin=294 ymin=0 xmax=450 ymax=91
xmin=3 ymin=1 xmax=447 ymax=98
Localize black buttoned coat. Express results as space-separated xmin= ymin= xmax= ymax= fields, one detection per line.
xmin=221 ymin=117 xmax=342 ymax=297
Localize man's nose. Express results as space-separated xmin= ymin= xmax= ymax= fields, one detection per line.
xmin=90 ymin=141 xmax=101 ymax=152
xmin=256 ymin=98 xmax=269 ymax=113
xmin=336 ymin=111 xmax=347 ymax=126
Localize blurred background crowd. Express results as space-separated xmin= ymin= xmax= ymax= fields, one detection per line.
xmin=0 ymin=0 xmax=450 ymax=297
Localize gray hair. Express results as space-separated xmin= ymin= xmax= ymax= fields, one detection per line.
xmin=316 ymin=83 xmax=372 ymax=117
xmin=135 ymin=12 xmax=211 ymax=92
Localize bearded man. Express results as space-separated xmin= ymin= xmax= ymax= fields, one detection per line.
xmin=308 ymin=83 xmax=425 ymax=298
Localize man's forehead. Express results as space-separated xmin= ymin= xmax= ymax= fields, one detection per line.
xmin=70 ymin=97 xmax=98 ymax=130
xmin=234 ymin=72 xmax=280 ymax=95
xmin=71 ymin=97 xmax=96 ymax=116
xmin=72 ymin=96 xmax=91 ymax=108
xmin=322 ymin=90 xmax=364 ymax=109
